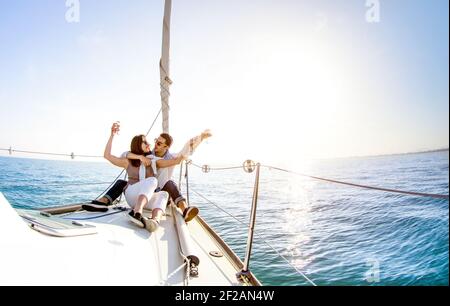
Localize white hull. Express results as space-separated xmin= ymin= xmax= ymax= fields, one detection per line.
xmin=0 ymin=193 xmax=260 ymax=286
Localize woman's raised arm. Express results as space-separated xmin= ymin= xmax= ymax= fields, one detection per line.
xmin=104 ymin=122 xmax=128 ymax=169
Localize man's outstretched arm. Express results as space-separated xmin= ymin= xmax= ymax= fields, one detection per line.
xmin=177 ymin=130 xmax=212 ymax=158
xmin=156 ymin=155 xmax=185 ymax=168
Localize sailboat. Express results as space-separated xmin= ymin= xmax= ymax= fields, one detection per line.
xmin=0 ymin=0 xmax=261 ymax=286
xmin=3 ymin=0 xmax=447 ymax=288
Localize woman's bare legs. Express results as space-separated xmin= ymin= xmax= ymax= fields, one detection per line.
xmin=151 ymin=208 xmax=163 ymax=223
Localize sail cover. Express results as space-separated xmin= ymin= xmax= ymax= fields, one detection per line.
xmin=160 ymin=0 xmax=172 ymax=133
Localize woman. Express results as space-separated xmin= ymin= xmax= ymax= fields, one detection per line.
xmin=103 ymin=122 xmax=168 ymax=232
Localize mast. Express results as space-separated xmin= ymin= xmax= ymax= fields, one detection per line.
xmin=160 ymin=0 xmax=172 ymax=133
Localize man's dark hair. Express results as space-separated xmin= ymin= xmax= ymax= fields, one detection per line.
xmin=160 ymin=133 xmax=173 ymax=147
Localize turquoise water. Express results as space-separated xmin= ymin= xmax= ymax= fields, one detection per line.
xmin=0 ymin=150 xmax=448 ymax=286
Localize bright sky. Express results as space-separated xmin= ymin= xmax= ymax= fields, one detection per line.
xmin=0 ymin=0 xmax=448 ymax=167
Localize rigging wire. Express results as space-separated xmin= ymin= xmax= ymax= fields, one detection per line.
xmin=261 ymin=165 xmax=449 ymax=200
xmin=145 ymin=107 xmax=163 ymax=137
xmin=187 ymin=161 xmax=449 ymax=200
xmin=6 ymin=181 xmax=113 ymax=188
xmin=0 ymin=148 xmax=102 ymax=159
xmin=3 ymin=140 xmax=447 ymax=200
xmin=190 ymin=187 xmax=317 ymax=286
xmin=190 ymin=188 xmax=249 ymax=227
xmin=190 ymin=162 xmax=242 ymax=171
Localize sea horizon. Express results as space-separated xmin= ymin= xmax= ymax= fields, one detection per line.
xmin=0 ymin=147 xmax=448 ymax=165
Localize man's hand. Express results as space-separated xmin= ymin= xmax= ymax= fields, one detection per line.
xmin=201 ymin=129 xmax=212 ymax=141
xmin=139 ymin=156 xmax=152 ymax=167
xmin=177 ymin=155 xmax=187 ymax=163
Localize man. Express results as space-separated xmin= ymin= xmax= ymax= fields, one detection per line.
xmin=83 ymin=131 xmax=211 ymax=222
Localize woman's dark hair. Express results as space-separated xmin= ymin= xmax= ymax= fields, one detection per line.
xmin=129 ymin=135 xmax=146 ymax=167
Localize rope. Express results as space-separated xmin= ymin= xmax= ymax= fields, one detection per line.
xmin=62 ymin=209 xmax=126 ymax=221
xmin=183 ymin=255 xmax=191 ymax=285
xmin=159 ymin=261 xmax=188 ymax=286
xmin=262 ymin=165 xmax=449 ymax=200
xmin=145 ymin=107 xmax=162 ymax=137
xmin=238 ymin=273 xmax=252 ymax=286
xmin=190 ymin=187 xmax=317 ymax=286
xmin=55 ymin=207 xmax=84 ymax=217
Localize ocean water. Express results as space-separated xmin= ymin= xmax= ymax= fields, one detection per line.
xmin=0 ymin=150 xmax=448 ymax=286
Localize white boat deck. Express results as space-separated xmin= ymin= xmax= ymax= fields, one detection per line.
xmin=0 ymin=193 xmax=259 ymax=286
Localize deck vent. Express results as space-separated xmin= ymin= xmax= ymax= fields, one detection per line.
xmin=209 ymin=251 xmax=223 ymax=258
